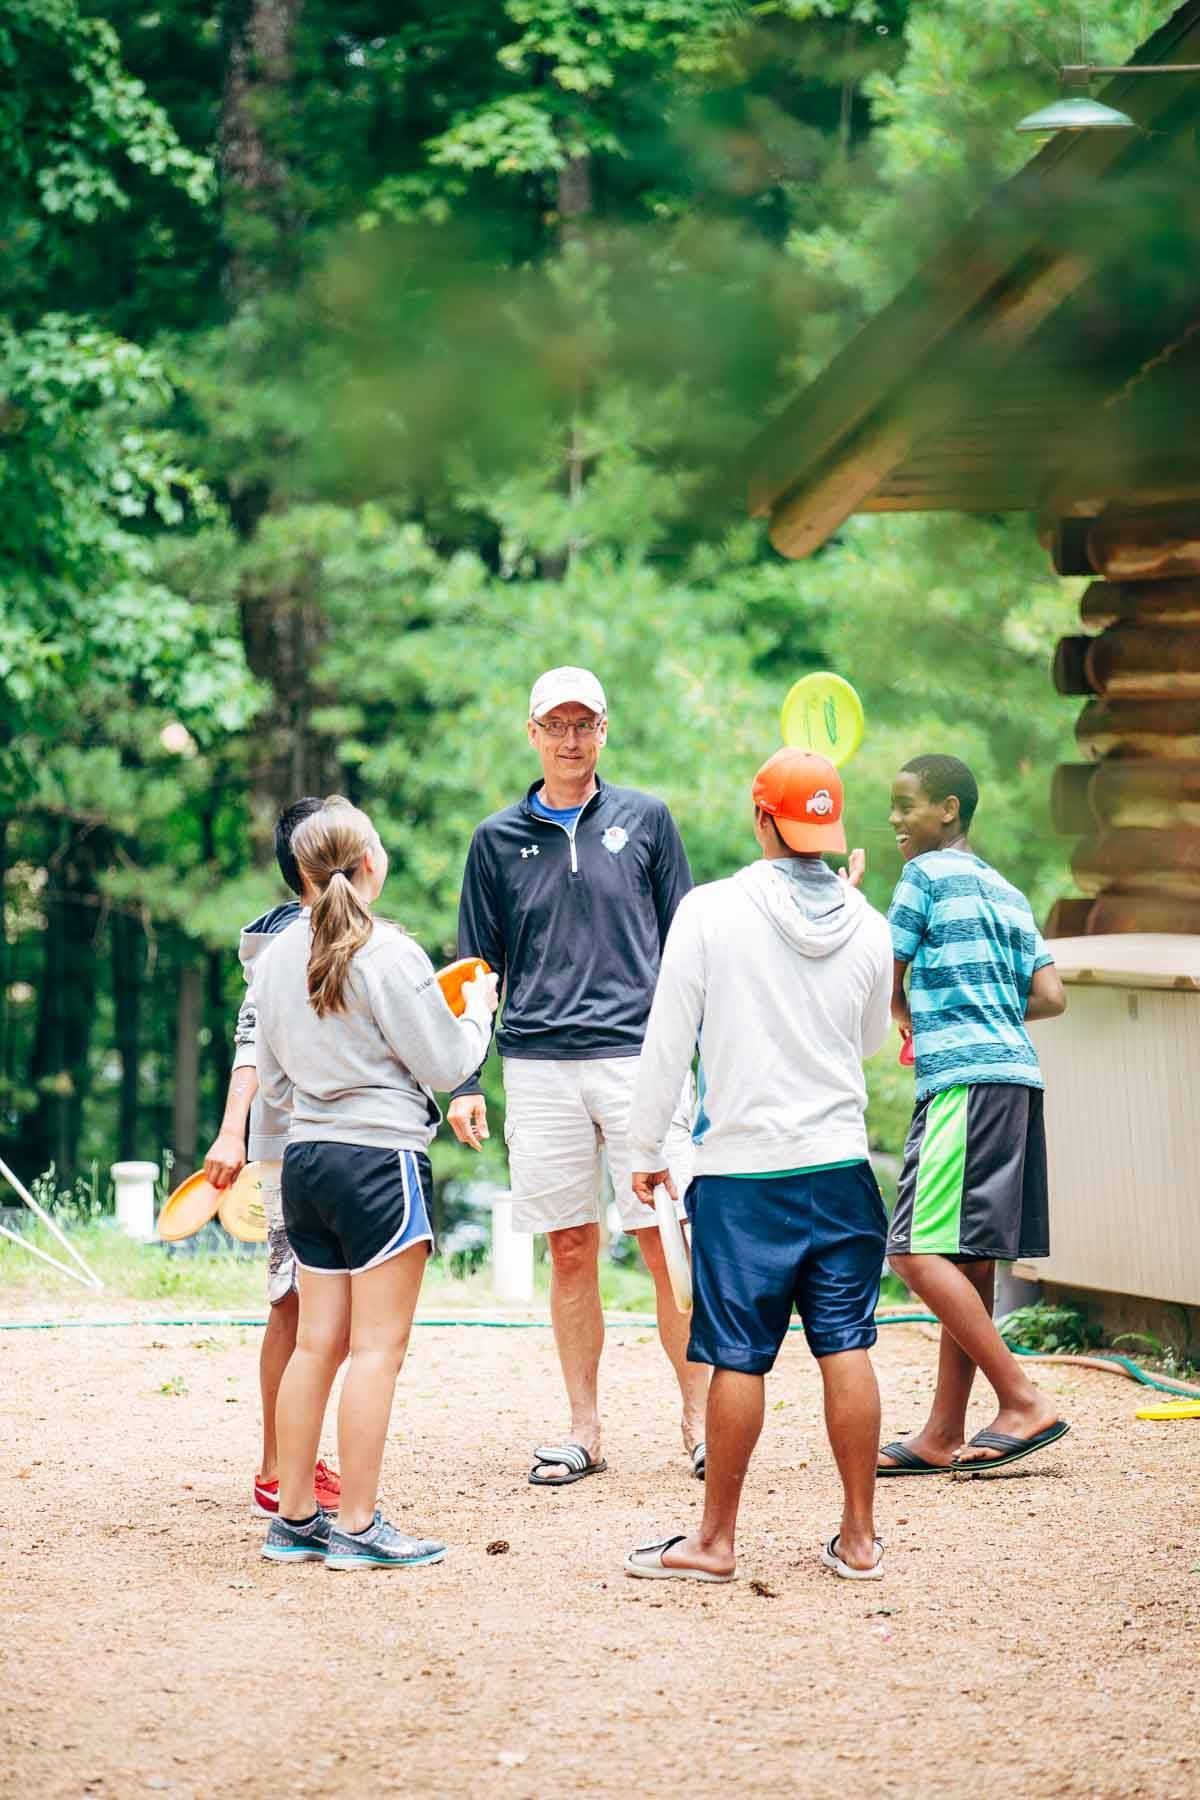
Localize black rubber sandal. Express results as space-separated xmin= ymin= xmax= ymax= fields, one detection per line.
xmin=952 ymin=1419 xmax=1071 ymax=1478
xmin=528 ymin=1442 xmax=608 ymax=1486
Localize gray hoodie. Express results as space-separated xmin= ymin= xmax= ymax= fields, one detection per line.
xmin=628 ymin=857 xmax=892 ymax=1176
xmin=252 ymin=914 xmax=490 ymax=1153
xmin=232 ymin=902 xmax=303 ymax=1162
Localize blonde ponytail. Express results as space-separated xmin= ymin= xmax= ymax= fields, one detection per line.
xmin=289 ymin=798 xmax=379 ymax=1017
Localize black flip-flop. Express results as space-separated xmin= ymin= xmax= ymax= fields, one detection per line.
xmin=952 ymin=1419 xmax=1071 ymax=1479
xmin=876 ymin=1441 xmax=953 ymax=1477
xmin=528 ymin=1442 xmax=608 ymax=1487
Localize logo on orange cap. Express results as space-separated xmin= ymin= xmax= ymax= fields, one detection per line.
xmin=752 ymin=749 xmax=847 ymax=854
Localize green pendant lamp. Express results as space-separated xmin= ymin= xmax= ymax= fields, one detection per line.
xmin=1015 ymin=94 xmax=1136 ymax=133
xmin=1016 ymin=59 xmax=1200 ymax=134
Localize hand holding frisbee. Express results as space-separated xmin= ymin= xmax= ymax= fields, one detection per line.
xmin=157 ymin=1168 xmax=223 ymax=1242
xmin=436 ymin=957 xmax=496 ymax=1019
xmin=218 ymin=1161 xmax=270 ymax=1242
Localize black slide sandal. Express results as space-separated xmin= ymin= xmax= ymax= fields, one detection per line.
xmin=529 ymin=1442 xmax=608 ymax=1486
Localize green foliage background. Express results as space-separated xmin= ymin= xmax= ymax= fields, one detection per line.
xmin=0 ymin=0 xmax=1171 ymax=1196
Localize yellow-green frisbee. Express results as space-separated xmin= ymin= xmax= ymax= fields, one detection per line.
xmin=780 ymin=672 xmax=865 ymax=767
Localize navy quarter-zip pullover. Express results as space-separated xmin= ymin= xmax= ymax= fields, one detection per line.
xmin=453 ymin=778 xmax=692 ymax=1096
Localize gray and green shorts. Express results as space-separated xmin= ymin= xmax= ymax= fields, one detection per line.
xmin=887 ymin=1082 xmax=1048 ymax=1263
xmin=260 ymin=1160 xmax=298 ymax=1305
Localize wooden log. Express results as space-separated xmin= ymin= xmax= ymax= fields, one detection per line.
xmin=1071 ymin=827 xmax=1200 ymax=900
xmin=1087 ymin=889 xmax=1200 ymax=936
xmin=1080 ymin=579 xmax=1200 ymax=633
xmin=1044 ymin=896 xmax=1093 ymax=939
xmin=1053 ymin=637 xmax=1093 ymax=697
xmin=1051 ymin=765 xmax=1097 ymax=835
xmin=1084 ymin=624 xmax=1200 ymax=699
xmin=1087 ymin=508 xmax=1200 ymax=583
xmin=1076 ymin=698 xmax=1200 ymax=763
xmin=1050 ymin=517 xmax=1094 ymax=577
xmin=1089 ymin=760 xmax=1200 ymax=831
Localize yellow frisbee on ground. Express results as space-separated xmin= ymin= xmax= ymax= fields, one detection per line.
xmin=218 ymin=1162 xmax=269 ymax=1243
xmin=780 ymin=672 xmax=865 ymax=767
xmin=156 ymin=1169 xmax=223 ymax=1242
xmin=1135 ymin=1401 xmax=1200 ymax=1421
xmin=654 ymin=1185 xmax=692 ymax=1314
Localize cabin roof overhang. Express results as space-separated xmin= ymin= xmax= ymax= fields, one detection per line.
xmin=747 ymin=2 xmax=1200 ymax=560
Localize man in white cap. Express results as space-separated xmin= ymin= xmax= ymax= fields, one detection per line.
xmin=449 ymin=667 xmax=707 ymax=1485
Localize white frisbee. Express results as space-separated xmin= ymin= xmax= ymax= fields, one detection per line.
xmin=654 ymin=1184 xmax=692 ymax=1314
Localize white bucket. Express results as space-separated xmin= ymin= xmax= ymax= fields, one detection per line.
xmin=111 ymin=1161 xmax=160 ymax=1241
xmin=492 ymin=1195 xmax=533 ymax=1303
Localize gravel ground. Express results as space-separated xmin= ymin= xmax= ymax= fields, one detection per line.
xmin=2 ymin=1314 xmax=1198 ymax=1799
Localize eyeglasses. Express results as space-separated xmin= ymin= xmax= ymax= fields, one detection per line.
xmin=533 ymin=717 xmax=602 ymax=738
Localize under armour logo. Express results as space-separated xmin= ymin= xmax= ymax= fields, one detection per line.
xmin=520 ymin=845 xmax=540 ymax=859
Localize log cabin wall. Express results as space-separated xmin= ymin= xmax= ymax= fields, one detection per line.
xmin=1048 ymin=505 xmax=1200 ymax=936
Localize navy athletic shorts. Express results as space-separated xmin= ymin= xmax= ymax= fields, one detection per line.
xmin=684 ymin=1163 xmax=887 ymax=1374
xmin=281 ymin=1143 xmax=434 ymax=1275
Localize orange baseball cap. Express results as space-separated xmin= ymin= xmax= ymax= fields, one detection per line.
xmin=752 ymin=748 xmax=847 ymax=854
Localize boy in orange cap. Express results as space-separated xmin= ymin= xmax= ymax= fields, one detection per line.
xmin=625 ymin=749 xmax=894 ymax=1583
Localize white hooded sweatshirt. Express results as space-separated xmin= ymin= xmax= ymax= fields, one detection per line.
xmin=628 ymin=857 xmax=892 ymax=1177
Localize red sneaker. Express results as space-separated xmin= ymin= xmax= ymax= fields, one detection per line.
xmin=254 ymin=1474 xmax=280 ymax=1516
xmin=314 ymin=1459 xmax=341 ymax=1511
xmin=253 ymin=1460 xmax=341 ymax=1516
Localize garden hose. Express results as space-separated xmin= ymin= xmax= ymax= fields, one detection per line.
xmin=1009 ymin=1345 xmax=1200 ymax=1399
xmin=1 ymin=1308 xmax=1196 ymax=1398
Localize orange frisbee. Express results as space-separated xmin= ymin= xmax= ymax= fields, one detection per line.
xmin=218 ymin=1162 xmax=269 ymax=1243
xmin=157 ymin=1168 xmax=223 ymax=1242
xmin=436 ymin=957 xmax=492 ymax=1017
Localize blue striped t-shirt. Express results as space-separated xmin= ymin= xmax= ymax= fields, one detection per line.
xmin=888 ymin=850 xmax=1053 ymax=1101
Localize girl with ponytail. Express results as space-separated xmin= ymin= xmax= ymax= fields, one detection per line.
xmin=252 ymin=797 xmax=498 ymax=1570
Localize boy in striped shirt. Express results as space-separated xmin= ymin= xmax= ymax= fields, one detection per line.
xmin=879 ymin=755 xmax=1071 ymax=1478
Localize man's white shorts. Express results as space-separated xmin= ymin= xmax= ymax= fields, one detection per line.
xmin=259 ymin=1160 xmax=298 ymax=1306
xmin=501 ymin=1055 xmax=694 ymax=1235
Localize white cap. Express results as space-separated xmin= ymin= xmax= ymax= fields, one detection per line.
xmin=529 ymin=666 xmax=607 ymax=720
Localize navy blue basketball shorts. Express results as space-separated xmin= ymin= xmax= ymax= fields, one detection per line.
xmin=685 ymin=1162 xmax=887 ymax=1374
xmin=281 ymin=1142 xmax=434 ymax=1276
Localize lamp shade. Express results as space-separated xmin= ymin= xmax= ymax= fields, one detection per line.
xmin=1015 ymin=95 xmax=1137 ymax=133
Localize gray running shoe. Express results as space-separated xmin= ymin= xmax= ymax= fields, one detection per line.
xmin=324 ymin=1510 xmax=447 ymax=1571
xmin=261 ymin=1510 xmax=332 ymax=1563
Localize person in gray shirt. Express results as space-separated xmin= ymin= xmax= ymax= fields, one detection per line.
xmin=254 ymin=796 xmax=497 ymax=1571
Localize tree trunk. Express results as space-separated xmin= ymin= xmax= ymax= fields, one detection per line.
xmin=172 ymin=959 xmax=204 ymax=1171
xmin=557 ymin=152 xmax=592 ymax=240
xmin=221 ymin=0 xmax=341 ymax=836
xmin=238 ymin=576 xmax=338 ymax=838
xmin=537 ymin=145 xmax=593 ymax=581
xmin=219 ymin=0 xmax=305 ymax=305
xmin=26 ymin=821 xmax=101 ymax=1183
xmin=200 ymin=802 xmax=232 ymax=1134
xmin=112 ymin=908 xmax=143 ymax=1161
xmin=0 ymin=814 xmax=8 ymax=1109
xmin=206 ymin=948 xmax=233 ymax=1135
